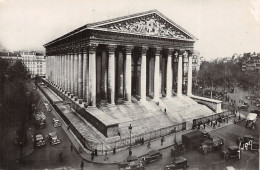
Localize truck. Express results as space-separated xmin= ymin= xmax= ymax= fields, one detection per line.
xmin=199 ymin=137 xmax=224 ymax=154
xmin=34 ymin=112 xmax=46 ymax=129
xmin=182 ymin=130 xmax=211 ymax=150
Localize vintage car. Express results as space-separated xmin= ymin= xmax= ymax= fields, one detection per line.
xmin=34 ymin=112 xmax=46 ymax=129
xmin=48 ymin=132 xmax=61 ymax=145
xmin=53 ymin=118 xmax=61 ymax=127
xmin=171 ymin=143 xmax=186 ymax=157
xmin=237 ymin=105 xmax=248 ymax=111
xmin=141 ymin=150 xmax=162 ymax=164
xmin=199 ymin=137 xmax=224 ymax=154
xmin=245 ymin=113 xmax=257 ymax=129
xmin=225 ymin=166 xmax=236 ymax=170
xmin=250 ymin=109 xmax=260 ymax=116
xmin=165 ymin=157 xmax=188 ymax=170
xmin=44 ymin=103 xmax=51 ymax=112
xmin=118 ymin=156 xmax=144 ymax=170
xmin=221 ymin=146 xmax=240 ymax=160
xmin=34 ymin=134 xmax=45 ymax=147
xmin=237 ymin=134 xmax=254 ymax=145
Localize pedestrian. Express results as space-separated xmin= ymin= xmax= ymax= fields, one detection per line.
xmin=80 ymin=160 xmax=84 ymax=170
xmin=164 ymin=108 xmax=166 ymax=113
xmin=70 ymin=143 xmax=73 ymax=151
xmin=203 ymin=123 xmax=206 ymax=129
xmin=113 ymin=147 xmax=116 ymax=154
xmin=141 ymin=137 xmax=144 ymax=145
xmin=161 ymin=136 xmax=164 ymax=146
xmin=91 ymin=151 xmax=94 ymax=161
xmin=147 ymin=140 xmax=151 ymax=148
xmin=95 ymin=148 xmax=97 ymax=156
xmin=213 ymin=122 xmax=216 ymax=129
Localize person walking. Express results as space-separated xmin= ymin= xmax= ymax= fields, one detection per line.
xmin=70 ymin=143 xmax=73 ymax=151
xmin=161 ymin=136 xmax=165 ymax=146
xmin=147 ymin=140 xmax=151 ymax=148
xmin=91 ymin=151 xmax=95 ymax=161
xmin=80 ymin=160 xmax=84 ymax=170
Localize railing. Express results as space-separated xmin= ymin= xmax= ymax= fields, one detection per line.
xmin=88 ymin=122 xmax=186 ymax=154
xmin=192 ymin=110 xmax=235 ymax=128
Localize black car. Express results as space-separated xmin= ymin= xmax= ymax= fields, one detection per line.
xmin=165 ymin=157 xmax=188 ymax=170
xmin=221 ymin=146 xmax=240 ymax=160
xmin=251 ymin=109 xmax=260 ymax=116
xmin=141 ymin=150 xmax=162 ymax=164
xmin=237 ymin=134 xmax=254 ymax=145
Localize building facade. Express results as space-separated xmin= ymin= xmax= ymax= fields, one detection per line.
xmin=44 ymin=10 xmax=197 ymax=107
xmin=21 ymin=51 xmax=46 ymax=78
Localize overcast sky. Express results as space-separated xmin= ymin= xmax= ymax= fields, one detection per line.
xmin=0 ymin=0 xmax=260 ymax=60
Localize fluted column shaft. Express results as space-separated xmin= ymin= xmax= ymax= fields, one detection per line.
xmin=78 ymin=50 xmax=83 ymax=98
xmin=89 ymin=44 xmax=97 ymax=106
xmin=140 ymin=46 xmax=148 ymax=102
xmin=166 ymin=49 xmax=173 ymax=98
xmin=125 ymin=46 xmax=133 ymax=102
xmin=108 ymin=45 xmax=116 ymax=105
xmin=82 ymin=49 xmax=88 ymax=100
xmin=187 ymin=52 xmax=193 ymax=96
xmin=70 ymin=53 xmax=74 ymax=94
xmin=177 ymin=52 xmax=183 ymax=96
xmin=154 ymin=47 xmax=161 ymax=101
xmin=74 ymin=52 xmax=78 ymax=96
xmin=64 ymin=54 xmax=67 ymax=91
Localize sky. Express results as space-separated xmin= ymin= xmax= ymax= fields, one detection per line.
xmin=0 ymin=0 xmax=260 ymax=60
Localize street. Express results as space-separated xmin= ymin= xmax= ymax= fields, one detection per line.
xmin=9 ymin=84 xmax=259 ymax=170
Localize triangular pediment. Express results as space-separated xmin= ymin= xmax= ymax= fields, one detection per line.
xmin=89 ymin=10 xmax=197 ymax=41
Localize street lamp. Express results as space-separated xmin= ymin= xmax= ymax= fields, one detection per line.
xmin=128 ymin=124 xmax=132 ymax=156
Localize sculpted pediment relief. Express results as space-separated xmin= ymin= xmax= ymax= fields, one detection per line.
xmin=93 ymin=13 xmax=192 ymax=40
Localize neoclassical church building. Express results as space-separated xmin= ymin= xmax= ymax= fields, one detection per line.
xmin=43 ymin=10 xmax=221 ymax=147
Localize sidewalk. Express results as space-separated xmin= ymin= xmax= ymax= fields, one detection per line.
xmin=37 ymin=81 xmax=245 ymax=165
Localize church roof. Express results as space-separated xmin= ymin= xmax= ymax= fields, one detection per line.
xmin=44 ymin=9 xmax=197 ymax=47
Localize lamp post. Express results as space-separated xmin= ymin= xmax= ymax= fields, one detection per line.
xmin=128 ymin=124 xmax=132 ymax=156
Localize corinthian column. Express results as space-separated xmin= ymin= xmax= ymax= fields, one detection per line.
xmin=140 ymin=46 xmax=148 ymax=102
xmin=154 ymin=47 xmax=161 ymax=102
xmin=107 ymin=44 xmax=117 ymax=105
xmin=177 ymin=51 xmax=184 ymax=97
xmin=73 ymin=50 xmax=78 ymax=96
xmin=125 ymin=45 xmax=134 ymax=103
xmin=70 ymin=52 xmax=74 ymax=95
xmin=78 ymin=49 xmax=83 ymax=99
xmin=88 ymin=44 xmax=98 ymax=106
xmin=166 ymin=48 xmax=173 ymax=98
xmin=82 ymin=47 xmax=88 ymax=101
xmin=187 ymin=51 xmax=193 ymax=96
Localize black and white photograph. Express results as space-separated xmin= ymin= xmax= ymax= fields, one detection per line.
xmin=0 ymin=0 xmax=259 ymax=169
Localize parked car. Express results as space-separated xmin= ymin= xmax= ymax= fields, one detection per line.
xmin=141 ymin=150 xmax=162 ymax=165
xmin=34 ymin=134 xmax=45 ymax=147
xmin=165 ymin=157 xmax=188 ymax=170
xmin=237 ymin=134 xmax=254 ymax=145
xmin=171 ymin=143 xmax=186 ymax=157
xmin=225 ymin=166 xmax=235 ymax=170
xmin=250 ymin=109 xmax=260 ymax=116
xmin=245 ymin=113 xmax=257 ymax=129
xmin=53 ymin=118 xmax=61 ymax=127
xmin=221 ymin=146 xmax=240 ymax=160
xmin=237 ymin=105 xmax=248 ymax=111
xmin=118 ymin=156 xmax=144 ymax=170
xmin=48 ymin=132 xmax=61 ymax=145
xmin=199 ymin=137 xmax=224 ymax=154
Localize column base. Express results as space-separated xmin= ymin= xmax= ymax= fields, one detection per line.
xmin=117 ymin=98 xmax=125 ymax=104
xmin=140 ymin=98 xmax=147 ymax=103
xmin=124 ymin=101 xmax=132 ymax=105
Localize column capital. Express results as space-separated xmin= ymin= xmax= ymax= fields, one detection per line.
xmin=88 ymin=43 xmax=98 ymax=54
xmin=167 ymin=48 xmax=174 ymax=55
xmin=153 ymin=47 xmax=162 ymax=55
xmin=124 ymin=45 xmax=134 ymax=54
xmin=140 ymin=46 xmax=148 ymax=55
xmin=107 ymin=44 xmax=117 ymax=54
